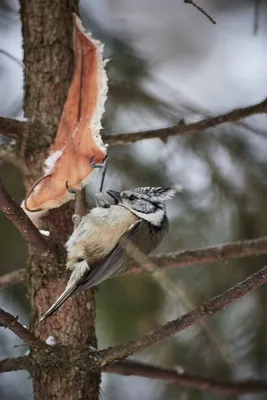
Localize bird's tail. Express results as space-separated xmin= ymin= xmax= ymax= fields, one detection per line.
xmin=38 ymin=283 xmax=78 ymax=323
xmin=38 ymin=260 xmax=90 ymax=323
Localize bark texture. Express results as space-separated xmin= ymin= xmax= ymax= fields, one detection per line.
xmin=20 ymin=1 xmax=100 ymax=398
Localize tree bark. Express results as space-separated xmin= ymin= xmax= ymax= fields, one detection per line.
xmin=20 ymin=1 xmax=100 ymax=398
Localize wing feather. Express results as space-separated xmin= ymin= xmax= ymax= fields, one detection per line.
xmin=39 ymin=215 xmax=167 ymax=323
xmin=80 ymin=219 xmax=143 ymax=289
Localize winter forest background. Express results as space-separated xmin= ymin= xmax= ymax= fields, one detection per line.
xmin=1 ymin=0 xmax=267 ymax=399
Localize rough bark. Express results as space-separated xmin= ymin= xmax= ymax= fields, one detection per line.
xmin=19 ymin=1 xmax=100 ymax=398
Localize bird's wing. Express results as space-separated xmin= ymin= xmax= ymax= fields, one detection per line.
xmin=38 ymin=220 xmax=144 ymax=323
xmin=39 ymin=218 xmax=164 ymax=323
xmin=80 ymin=219 xmax=146 ymax=289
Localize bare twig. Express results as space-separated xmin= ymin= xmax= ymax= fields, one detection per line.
xmin=103 ymin=98 xmax=267 ymax=144
xmin=1 ymin=98 xmax=267 ymax=147
xmin=2 ymin=236 xmax=267 ymax=288
xmin=0 ymin=178 xmax=52 ymax=256
xmin=104 ymin=359 xmax=267 ymax=395
xmin=0 ymin=307 xmax=46 ymax=349
xmin=0 ymin=356 xmax=31 ymax=373
xmin=0 ymin=269 xmax=25 ymax=290
xmin=0 ymin=49 xmax=23 ymax=68
xmin=184 ymin=0 xmax=216 ymax=24
xmin=99 ymin=263 xmax=267 ymax=366
xmin=129 ymin=236 xmax=267 ymax=275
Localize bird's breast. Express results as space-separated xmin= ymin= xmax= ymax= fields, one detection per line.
xmin=66 ymin=205 xmax=139 ymax=265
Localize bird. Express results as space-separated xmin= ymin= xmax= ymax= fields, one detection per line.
xmin=39 ymin=185 xmax=181 ymax=322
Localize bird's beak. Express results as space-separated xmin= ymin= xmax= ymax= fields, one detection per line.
xmin=107 ymin=190 xmax=121 ymax=202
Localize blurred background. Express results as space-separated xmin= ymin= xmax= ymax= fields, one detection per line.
xmin=1 ymin=0 xmax=267 ymax=399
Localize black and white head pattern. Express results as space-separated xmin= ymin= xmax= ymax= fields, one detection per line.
xmin=119 ymin=185 xmax=182 ymax=226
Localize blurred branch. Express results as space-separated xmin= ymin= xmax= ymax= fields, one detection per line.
xmin=99 ymin=263 xmax=267 ymax=366
xmin=2 ymin=236 xmax=267 ymax=288
xmin=0 ymin=49 xmax=23 ymax=68
xmin=253 ymin=0 xmax=261 ymax=35
xmin=0 ymin=117 xmax=48 ymax=151
xmin=0 ymin=356 xmax=31 ymax=373
xmin=0 ymin=146 xmax=18 ymax=162
xmin=184 ymin=0 xmax=216 ymax=25
xmin=104 ymin=97 xmax=267 ymax=144
xmin=0 ymin=269 xmax=25 ymax=289
xmin=1 ymin=98 xmax=267 ymax=147
xmin=0 ymin=307 xmax=46 ymax=349
xmin=104 ymin=359 xmax=267 ymax=395
xmin=0 ymin=117 xmax=26 ymax=142
xmin=0 ymin=178 xmax=53 ymax=257
xmin=129 ymin=236 xmax=267 ymax=274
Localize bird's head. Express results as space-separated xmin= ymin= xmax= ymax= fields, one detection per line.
xmin=107 ymin=185 xmax=182 ymax=226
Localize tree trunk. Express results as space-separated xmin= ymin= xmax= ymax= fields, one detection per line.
xmin=20 ymin=1 xmax=100 ymax=398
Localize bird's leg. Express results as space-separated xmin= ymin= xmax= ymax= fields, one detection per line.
xmin=90 ymin=155 xmax=110 ymax=208
xmin=66 ymin=182 xmax=88 ymax=229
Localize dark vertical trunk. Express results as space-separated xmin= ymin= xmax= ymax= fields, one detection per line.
xmin=20 ymin=1 xmax=100 ymax=398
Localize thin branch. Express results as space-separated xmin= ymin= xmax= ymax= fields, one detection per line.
xmin=0 ymin=117 xmax=26 ymax=142
xmin=0 ymin=178 xmax=52 ymax=256
xmin=1 ymin=98 xmax=267 ymax=147
xmin=0 ymin=307 xmax=46 ymax=349
xmin=103 ymin=97 xmax=267 ymax=144
xmin=0 ymin=356 xmax=31 ymax=373
xmin=104 ymin=359 xmax=267 ymax=395
xmin=99 ymin=263 xmax=267 ymax=366
xmin=2 ymin=236 xmax=267 ymax=289
xmin=0 ymin=269 xmax=25 ymax=290
xmin=128 ymin=236 xmax=267 ymax=275
xmin=184 ymin=0 xmax=216 ymax=25
xmin=0 ymin=49 xmax=23 ymax=68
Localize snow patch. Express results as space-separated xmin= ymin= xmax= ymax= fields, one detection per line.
xmin=45 ymin=336 xmax=56 ymax=346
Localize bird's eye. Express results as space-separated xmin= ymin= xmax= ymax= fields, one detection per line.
xmin=129 ymin=195 xmax=135 ymax=201
xmin=77 ymin=257 xmax=85 ymax=263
